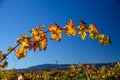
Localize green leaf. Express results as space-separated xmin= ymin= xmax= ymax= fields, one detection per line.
xmin=7 ymin=46 xmax=12 ymax=52
xmin=3 ymin=60 xmax=8 ymax=67
xmin=0 ymin=51 xmax=3 ymax=58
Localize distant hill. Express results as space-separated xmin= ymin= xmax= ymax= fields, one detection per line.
xmin=17 ymin=62 xmax=118 ymax=71
xmin=17 ymin=64 xmax=74 ymax=71
xmin=92 ymin=62 xmax=117 ymax=69
xmin=27 ymin=64 xmax=71 ymax=70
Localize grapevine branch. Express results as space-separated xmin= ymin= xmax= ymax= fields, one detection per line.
xmin=0 ymin=19 xmax=112 ymax=68
xmin=0 ymin=43 xmax=21 ymax=62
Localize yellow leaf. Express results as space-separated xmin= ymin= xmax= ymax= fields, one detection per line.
xmin=15 ymin=46 xmax=27 ymax=59
xmin=97 ymin=34 xmax=110 ymax=45
xmin=78 ymin=31 xmax=87 ymax=40
xmin=48 ymin=24 xmax=62 ymax=41
xmin=30 ymin=28 xmax=48 ymax=51
xmin=65 ymin=19 xmax=76 ymax=36
xmin=89 ymin=31 xmax=98 ymax=39
xmin=15 ymin=34 xmax=29 ymax=59
xmin=89 ymin=24 xmax=99 ymax=33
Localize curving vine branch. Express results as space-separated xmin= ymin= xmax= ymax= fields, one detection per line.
xmin=0 ymin=19 xmax=112 ymax=68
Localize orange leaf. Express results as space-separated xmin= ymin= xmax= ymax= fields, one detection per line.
xmin=48 ymin=24 xmax=58 ymax=32
xmin=40 ymin=40 xmax=47 ymax=50
xmin=48 ymin=24 xmax=62 ymax=41
xmin=64 ymin=19 xmax=76 ymax=36
xmin=66 ymin=19 xmax=74 ymax=27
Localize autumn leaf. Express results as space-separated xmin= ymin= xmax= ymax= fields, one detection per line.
xmin=31 ymin=38 xmax=47 ymax=52
xmin=89 ymin=31 xmax=97 ymax=39
xmin=78 ymin=31 xmax=87 ymax=40
xmin=31 ymin=28 xmax=40 ymax=41
xmin=39 ymin=39 xmax=47 ymax=51
xmin=21 ymin=34 xmax=30 ymax=48
xmin=89 ymin=24 xmax=98 ymax=33
xmin=48 ymin=24 xmax=62 ymax=41
xmin=67 ymin=19 xmax=74 ymax=27
xmin=88 ymin=24 xmax=99 ymax=39
xmin=32 ymin=42 xmax=39 ymax=52
xmin=97 ymin=34 xmax=111 ymax=45
xmin=15 ymin=46 xmax=27 ymax=59
xmin=78 ymin=20 xmax=88 ymax=31
xmin=15 ymin=34 xmax=29 ymax=59
xmin=64 ymin=19 xmax=76 ymax=36
xmin=80 ymin=20 xmax=86 ymax=26
xmin=48 ymin=24 xmax=58 ymax=32
xmin=30 ymin=28 xmax=48 ymax=51
xmin=77 ymin=20 xmax=88 ymax=40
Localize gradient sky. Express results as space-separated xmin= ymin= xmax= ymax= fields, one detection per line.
xmin=0 ymin=0 xmax=120 ymax=69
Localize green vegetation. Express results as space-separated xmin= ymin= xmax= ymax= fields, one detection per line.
xmin=0 ymin=62 xmax=120 ymax=80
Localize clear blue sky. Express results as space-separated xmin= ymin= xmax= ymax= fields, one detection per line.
xmin=0 ymin=0 xmax=120 ymax=69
